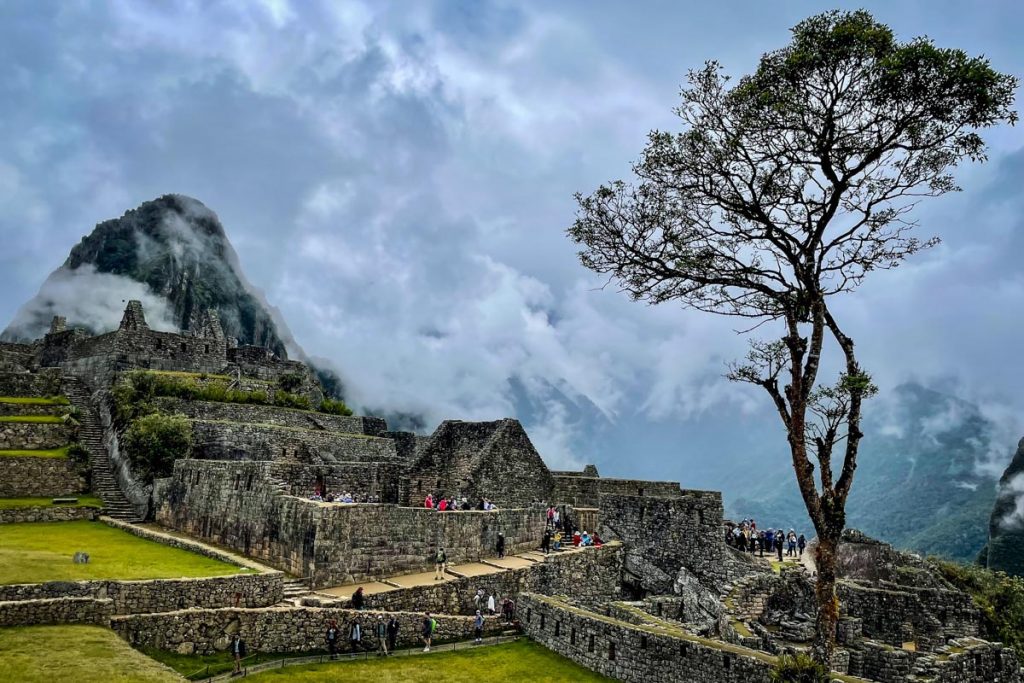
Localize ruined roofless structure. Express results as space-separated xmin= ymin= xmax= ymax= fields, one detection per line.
xmin=0 ymin=300 xmax=1020 ymax=683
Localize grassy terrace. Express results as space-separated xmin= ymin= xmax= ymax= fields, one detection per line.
xmin=0 ymin=625 xmax=179 ymax=682
xmin=168 ymin=640 xmax=613 ymax=682
xmin=0 ymin=396 xmax=70 ymax=405
xmin=0 ymin=415 xmax=66 ymax=423
xmin=0 ymin=496 xmax=103 ymax=509
xmin=0 ymin=521 xmax=251 ymax=584
xmin=0 ymin=446 xmax=70 ymax=458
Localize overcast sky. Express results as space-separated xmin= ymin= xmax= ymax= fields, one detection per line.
xmin=1 ymin=0 xmax=1022 ymax=485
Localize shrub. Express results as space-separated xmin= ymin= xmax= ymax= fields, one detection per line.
xmin=121 ymin=413 xmax=193 ymax=483
xmin=318 ymin=397 xmax=353 ymax=416
xmin=932 ymin=559 xmax=1024 ymax=664
xmin=274 ymin=390 xmax=311 ymax=410
xmin=770 ymin=653 xmax=828 ymax=683
xmin=278 ymin=372 xmax=305 ymax=393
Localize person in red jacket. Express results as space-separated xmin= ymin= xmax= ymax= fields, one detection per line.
xmin=424 ymin=493 xmax=433 ymax=509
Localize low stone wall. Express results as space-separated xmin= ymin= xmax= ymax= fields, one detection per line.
xmin=0 ymin=421 xmax=69 ymax=449
xmin=0 ymin=597 xmax=113 ymax=627
xmin=191 ymin=420 xmax=398 ymax=462
xmin=0 ymin=402 xmax=67 ymax=417
xmin=599 ymin=491 xmax=726 ymax=592
xmin=112 ymin=606 xmax=506 ymax=654
xmin=0 ymin=456 xmax=86 ymax=497
xmin=0 ymin=368 xmax=62 ymax=397
xmin=0 ymin=573 xmax=282 ymax=615
xmin=519 ymin=593 xmax=774 ymax=683
xmin=553 ymin=475 xmax=681 ymax=508
xmin=306 ymin=544 xmax=623 ymax=615
xmin=0 ymin=505 xmax=99 ymax=524
xmin=154 ymin=398 xmax=387 ymax=436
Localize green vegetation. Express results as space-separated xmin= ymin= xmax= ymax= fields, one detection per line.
xmin=0 ymin=520 xmax=249 ymax=584
xmin=0 ymin=446 xmax=70 ymax=458
xmin=0 ymin=496 xmax=103 ymax=509
xmin=932 ymin=559 xmax=1024 ymax=664
xmin=121 ymin=412 xmax=193 ymax=482
xmin=0 ymin=625 xmax=180 ymax=682
xmin=143 ymin=648 xmax=294 ymax=679
xmin=0 ymin=415 xmax=66 ymax=423
xmin=770 ymin=652 xmax=829 ymax=683
xmin=319 ymin=397 xmax=353 ymax=417
xmin=0 ymin=396 xmax=70 ymax=405
xmin=240 ymin=640 xmax=613 ymax=682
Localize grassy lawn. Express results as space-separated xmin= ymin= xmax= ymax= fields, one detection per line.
xmin=0 ymin=496 xmax=104 ymax=509
xmin=0 ymin=446 xmax=70 ymax=458
xmin=0 ymin=625 xmax=180 ymax=682
xmin=144 ymin=647 xmax=295 ymax=679
xmin=0 ymin=396 xmax=70 ymax=405
xmin=242 ymin=640 xmax=613 ymax=682
xmin=0 ymin=520 xmax=251 ymax=584
xmin=0 ymin=415 xmax=66 ymax=423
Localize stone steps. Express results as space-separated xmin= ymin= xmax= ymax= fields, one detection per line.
xmin=63 ymin=378 xmax=142 ymax=523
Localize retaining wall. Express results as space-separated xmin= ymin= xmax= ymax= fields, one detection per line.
xmin=0 ymin=456 xmax=87 ymax=497
xmin=0 ymin=597 xmax=113 ymax=627
xmin=553 ymin=476 xmax=681 ymax=508
xmin=0 ymin=421 xmax=70 ymax=449
xmin=0 ymin=505 xmax=99 ymax=524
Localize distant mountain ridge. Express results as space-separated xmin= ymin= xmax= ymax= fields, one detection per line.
xmin=981 ymin=437 xmax=1024 ymax=574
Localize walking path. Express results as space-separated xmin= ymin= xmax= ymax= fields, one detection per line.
xmin=316 ymin=545 xmax=596 ymax=601
xmin=204 ymin=634 xmax=520 ymax=681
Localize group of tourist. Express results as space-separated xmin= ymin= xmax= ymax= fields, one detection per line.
xmin=308 ymin=488 xmax=380 ymax=504
xmin=423 ymin=493 xmax=497 ymax=511
xmin=726 ymin=519 xmax=806 ymax=561
xmin=325 ymin=615 xmax=401 ymax=658
xmin=539 ymin=526 xmax=603 ymax=554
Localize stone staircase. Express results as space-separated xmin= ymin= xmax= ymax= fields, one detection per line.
xmin=280 ymin=577 xmax=312 ymax=605
xmin=63 ymin=377 xmax=142 ymax=522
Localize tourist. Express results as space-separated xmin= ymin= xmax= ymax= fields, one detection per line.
xmin=473 ymin=609 xmax=485 ymax=643
xmin=424 ymin=492 xmax=434 ymax=509
xmin=349 ymin=617 xmax=362 ymax=652
xmin=434 ymin=547 xmax=448 ymax=580
xmin=439 ymin=497 xmax=448 ymax=512
xmin=553 ymin=530 xmax=563 ymax=550
xmin=352 ymin=586 xmax=365 ymax=610
xmin=591 ymin=532 xmax=604 ymax=547
xmin=546 ymin=505 xmax=555 ymax=528
xmin=798 ymin=533 xmax=807 ymax=557
xmin=486 ymin=592 xmax=496 ymax=615
xmin=581 ymin=530 xmax=592 ymax=547
xmin=541 ymin=528 xmax=551 ymax=555
xmin=775 ymin=529 xmax=784 ymax=562
xmin=386 ymin=615 xmax=399 ymax=654
xmin=501 ymin=597 xmax=515 ymax=624
xmin=326 ymin=619 xmax=339 ymax=660
xmin=376 ymin=616 xmax=388 ymax=656
xmin=572 ymin=530 xmax=581 ymax=547
xmin=474 ymin=587 xmax=485 ymax=611
xmin=231 ymin=634 xmax=246 ymax=675
xmin=787 ymin=529 xmax=797 ymax=557
xmin=553 ymin=507 xmax=561 ymax=529
xmin=421 ymin=612 xmax=434 ymax=652
xmin=496 ymin=532 xmax=506 ymax=558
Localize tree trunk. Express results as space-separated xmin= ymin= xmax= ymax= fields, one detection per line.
xmin=812 ymin=529 xmax=841 ymax=667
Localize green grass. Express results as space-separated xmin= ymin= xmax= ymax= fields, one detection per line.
xmin=0 ymin=446 xmax=70 ymax=458
xmin=0 ymin=396 xmax=70 ymax=405
xmin=0 ymin=520 xmax=251 ymax=584
xmin=143 ymin=647 xmax=295 ymax=678
xmin=0 ymin=496 xmax=103 ymax=509
xmin=0 ymin=415 xmax=66 ymax=423
xmin=143 ymin=369 xmax=234 ymax=380
xmin=242 ymin=640 xmax=613 ymax=682
xmin=0 ymin=625 xmax=180 ymax=682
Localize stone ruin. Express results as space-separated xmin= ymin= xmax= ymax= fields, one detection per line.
xmin=0 ymin=300 xmax=1020 ymax=682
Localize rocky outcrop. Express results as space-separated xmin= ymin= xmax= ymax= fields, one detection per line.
xmin=982 ymin=436 xmax=1024 ymax=576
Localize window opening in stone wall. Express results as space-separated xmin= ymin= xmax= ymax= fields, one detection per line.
xmin=155 ymin=339 xmax=163 ymax=349
xmin=608 ymin=642 xmax=616 ymax=661
xmin=588 ymin=634 xmax=594 ymax=653
xmin=657 ymin=602 xmax=663 ymax=616
xmin=570 ymin=628 xmax=576 ymax=645
xmin=640 ymin=635 xmax=647 ymax=649
xmin=724 ymin=655 xmax=731 ymax=670
xmin=638 ymin=487 xmax=645 ymax=496
xmin=540 ymin=614 xmax=545 ymax=630
xmin=181 ymin=342 xmax=187 ymax=352
xmin=205 ymin=344 xmax=210 ymax=353
xmin=527 ymin=608 xmax=531 ymax=623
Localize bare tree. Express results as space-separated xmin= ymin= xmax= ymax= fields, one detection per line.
xmin=568 ymin=10 xmax=1016 ymax=665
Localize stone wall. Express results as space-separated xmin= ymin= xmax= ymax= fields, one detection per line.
xmin=157 ymin=459 xmax=549 ymax=587
xmin=599 ymin=491 xmax=726 ymax=592
xmin=0 ymin=597 xmax=113 ymax=627
xmin=153 ymin=398 xmax=387 ymax=436
xmin=267 ymin=461 xmax=405 ymax=504
xmin=0 ymin=368 xmax=63 ymax=397
xmin=553 ymin=476 xmax=681 ymax=508
xmin=0 ymin=402 xmax=67 ymax=417
xmin=0 ymin=572 xmax=282 ymax=615
xmin=519 ymin=593 xmax=775 ymax=683
xmin=305 ymin=544 xmax=623 ymax=615
xmin=0 ymin=456 xmax=87 ymax=497
xmin=112 ymin=606 xmax=507 ymax=654
xmin=190 ymin=420 xmax=398 ymax=463
xmin=0 ymin=504 xmax=99 ymax=524
xmin=0 ymin=421 xmax=70 ymax=449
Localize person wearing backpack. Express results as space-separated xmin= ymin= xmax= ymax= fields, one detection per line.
xmin=421 ymin=612 xmax=434 ymax=652
xmin=325 ymin=620 xmax=339 ymax=660
xmin=433 ymin=547 xmax=447 ymax=580
xmin=473 ymin=610 xmax=485 ymax=644
xmin=386 ymin=615 xmax=399 ymax=654
xmin=230 ymin=634 xmax=247 ymax=675
xmin=375 ymin=615 xmax=388 ymax=656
